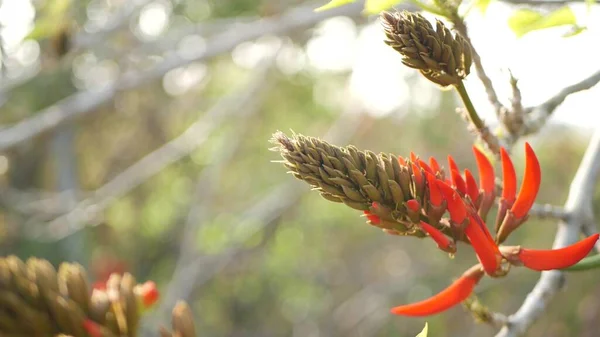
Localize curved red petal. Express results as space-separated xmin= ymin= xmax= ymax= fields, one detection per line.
xmin=436 ymin=180 xmax=467 ymax=224
xmin=447 ymin=155 xmax=460 ymax=173
xmin=391 ymin=272 xmax=481 ymax=316
xmin=472 ymin=146 xmax=496 ymax=196
xmin=411 ymin=162 xmax=423 ymax=188
xmin=465 ymin=216 xmax=501 ymax=275
xmin=429 ymin=157 xmax=441 ymax=175
xmin=451 ymin=169 xmax=468 ymax=195
xmin=420 ymin=221 xmax=452 ymax=251
xmin=511 ymin=143 xmax=541 ymax=218
xmin=464 ymin=169 xmax=479 ymax=203
xmin=519 ymin=234 xmax=599 ymax=271
xmin=410 ymin=152 xmax=418 ymax=163
xmin=500 ymin=147 xmax=517 ymax=203
xmin=398 ymin=156 xmax=406 ymax=166
xmin=425 ymin=171 xmax=443 ymax=207
xmin=418 ymin=159 xmax=435 ymax=175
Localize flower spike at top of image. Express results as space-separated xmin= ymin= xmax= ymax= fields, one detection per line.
xmin=381 ymin=11 xmax=472 ymax=87
xmin=271 ymin=131 xmax=599 ymax=317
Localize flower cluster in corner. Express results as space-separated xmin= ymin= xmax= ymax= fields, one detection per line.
xmin=271 ymin=131 xmax=599 ymax=317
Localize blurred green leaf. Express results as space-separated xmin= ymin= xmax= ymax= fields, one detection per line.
xmin=364 ymin=0 xmax=405 ymax=14
xmin=27 ymin=0 xmax=72 ymax=40
xmin=416 ymin=322 xmax=429 ymax=337
xmin=508 ymin=7 xmax=577 ymax=38
xmin=315 ymin=0 xmax=355 ymax=12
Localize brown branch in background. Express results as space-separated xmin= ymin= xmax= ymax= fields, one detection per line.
xmin=24 ymin=59 xmax=275 ymax=241
xmin=495 ymin=126 xmax=600 ymax=337
xmin=516 ymin=69 xmax=600 ymax=137
xmin=528 ymin=204 xmax=569 ymax=221
xmin=155 ymin=51 xmax=278 ymax=320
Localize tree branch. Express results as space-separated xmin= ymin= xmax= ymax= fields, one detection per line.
xmin=495 ymin=126 xmax=600 ymax=337
xmin=503 ymin=69 xmax=600 ymax=147
xmin=23 ymin=60 xmax=275 ymax=241
xmin=0 ymin=0 xmax=376 ymax=152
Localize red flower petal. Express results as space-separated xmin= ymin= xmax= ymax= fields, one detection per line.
xmin=472 ymin=146 xmax=495 ymax=197
xmin=429 ymin=157 xmax=441 ymax=175
xmin=406 ymin=199 xmax=420 ymax=212
xmin=447 ymin=155 xmax=460 ymax=173
xmin=464 ymin=169 xmax=479 ymax=203
xmin=519 ymin=234 xmax=599 ymax=271
xmin=451 ymin=169 xmax=467 ymax=196
xmin=391 ymin=268 xmax=483 ymax=316
xmin=83 ymin=319 xmax=102 ymax=337
xmin=139 ymin=281 xmax=160 ymax=308
xmin=425 ymin=171 xmax=443 ymax=207
xmin=411 ymin=162 xmax=423 ymax=189
xmin=500 ymin=147 xmax=517 ymax=204
xmin=436 ymin=180 xmax=467 ymax=224
xmin=511 ymin=143 xmax=541 ymax=218
xmin=398 ymin=156 xmax=406 ymax=166
xmin=420 ymin=221 xmax=453 ymax=251
xmin=410 ymin=152 xmax=418 ymax=163
xmin=465 ymin=216 xmax=501 ymax=275
xmin=364 ymin=210 xmax=381 ymax=225
xmin=418 ymin=159 xmax=434 ymax=175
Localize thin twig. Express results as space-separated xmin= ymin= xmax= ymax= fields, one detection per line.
xmin=157 ymin=52 xmax=278 ymax=317
xmin=24 ymin=60 xmax=274 ymax=241
xmin=452 ymin=17 xmax=505 ymax=117
xmin=495 ymin=126 xmax=600 ymax=337
xmin=0 ymin=0 xmax=378 ymax=152
xmin=517 ymin=69 xmax=600 ymax=138
xmin=528 ymin=203 xmax=569 ymax=221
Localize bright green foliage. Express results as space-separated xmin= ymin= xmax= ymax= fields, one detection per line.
xmin=508 ymin=7 xmax=577 ymax=38
xmin=476 ymin=0 xmax=493 ymax=14
xmin=315 ymin=0 xmax=356 ymax=12
xmin=27 ymin=0 xmax=72 ymax=40
xmin=416 ymin=322 xmax=429 ymax=337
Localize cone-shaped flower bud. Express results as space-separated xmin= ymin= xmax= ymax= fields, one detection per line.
xmin=516 ymin=234 xmax=599 ymax=271
xmin=391 ymin=265 xmax=484 ymax=316
xmin=381 ymin=11 xmax=472 ymax=87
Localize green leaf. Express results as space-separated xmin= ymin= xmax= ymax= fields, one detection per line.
xmin=364 ymin=0 xmax=405 ymax=14
xmin=476 ymin=0 xmax=493 ymax=14
xmin=315 ymin=0 xmax=356 ymax=12
xmin=26 ymin=0 xmax=73 ymax=40
xmin=416 ymin=322 xmax=429 ymax=337
xmin=563 ymin=254 xmax=600 ymax=271
xmin=508 ymin=7 xmax=577 ymax=38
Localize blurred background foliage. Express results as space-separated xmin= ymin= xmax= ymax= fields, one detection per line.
xmin=0 ymin=0 xmax=599 ymax=336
